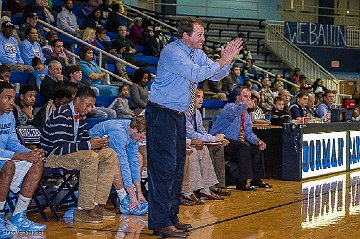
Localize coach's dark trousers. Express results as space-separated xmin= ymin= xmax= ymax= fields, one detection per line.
xmin=224 ymin=139 xmax=265 ymax=185
xmin=146 ymin=103 xmax=186 ymax=230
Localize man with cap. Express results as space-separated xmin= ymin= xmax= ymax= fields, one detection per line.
xmin=144 ymin=26 xmax=164 ymax=57
xmin=18 ymin=12 xmax=45 ymax=45
xmin=0 ymin=21 xmax=33 ymax=72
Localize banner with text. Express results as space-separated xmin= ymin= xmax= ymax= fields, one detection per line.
xmin=302 ymin=132 xmax=347 ymax=179
xmin=284 ymin=22 xmax=347 ymax=47
xmin=349 ymin=131 xmax=360 ymax=170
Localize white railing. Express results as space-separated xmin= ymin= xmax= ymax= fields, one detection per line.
xmin=265 ymin=21 xmax=339 ymax=95
xmin=125 ymin=4 xmax=177 ymax=32
xmin=347 ymin=26 xmax=360 ymax=48
xmin=37 ymin=19 xmax=139 ymax=85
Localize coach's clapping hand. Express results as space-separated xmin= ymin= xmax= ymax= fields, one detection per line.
xmin=217 ymin=38 xmax=244 ymax=67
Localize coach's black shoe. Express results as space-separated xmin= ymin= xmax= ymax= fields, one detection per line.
xmin=236 ymin=184 xmax=257 ymax=191
xmin=173 ymin=222 xmax=192 ymax=231
xmin=153 ymin=226 xmax=189 ymax=238
xmin=250 ymin=180 xmax=272 ymax=188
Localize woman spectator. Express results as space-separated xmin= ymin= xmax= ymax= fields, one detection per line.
xmin=79 ymin=45 xmax=118 ymax=96
xmin=81 ymin=8 xmax=102 ymax=30
xmin=82 ymin=0 xmax=98 ymax=17
xmin=129 ymin=68 xmax=150 ymax=115
xmin=128 ymin=17 xmax=145 ymax=45
xmin=20 ymin=27 xmax=46 ymax=66
xmin=82 ymin=27 xmax=97 ymax=47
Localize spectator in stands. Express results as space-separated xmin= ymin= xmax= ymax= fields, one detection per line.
xmin=40 ymin=86 xmax=117 ymax=223
xmin=274 ymin=74 xmax=282 ymax=82
xmin=129 ymin=68 xmax=150 ymax=115
xmin=106 ymin=3 xmax=124 ymax=32
xmin=112 ymin=25 xmax=146 ymax=66
xmin=57 ymin=0 xmax=83 ymax=38
xmin=82 ymin=0 xmax=98 ymax=17
xmin=272 ymin=81 xmax=283 ymax=98
xmin=81 ymin=8 xmax=102 ymax=30
xmin=33 ymin=87 xmax=72 ymax=129
xmin=42 ymin=31 xmax=71 ymax=62
xmin=185 ymin=88 xmax=230 ymax=197
xmin=89 ymin=116 xmax=148 ymax=215
xmin=128 ymin=17 xmax=145 ymax=45
xmin=0 ymin=21 xmax=34 ymax=72
xmin=222 ymin=65 xmax=241 ymax=97
xmin=306 ymin=92 xmax=316 ymax=117
xmin=18 ymin=12 xmax=45 ymax=46
xmin=98 ymin=0 xmax=111 ymax=22
xmin=7 ymin=0 xmax=25 ymax=16
xmin=65 ymin=64 xmax=88 ymax=88
xmin=13 ymin=84 xmax=37 ymax=126
xmin=314 ymin=87 xmax=324 ymax=105
xmin=314 ymin=90 xmax=336 ymax=121
xmin=79 ymin=46 xmax=118 ymax=96
xmin=82 ymin=27 xmax=97 ymax=46
xmin=40 ymin=60 xmax=68 ymax=101
xmin=289 ymin=92 xmax=309 ymax=120
xmin=144 ymin=26 xmax=164 ymax=57
xmin=242 ymin=59 xmax=258 ymax=81
xmin=45 ymin=39 xmax=71 ymax=74
xmin=232 ymin=44 xmax=252 ymax=65
xmin=109 ymin=84 xmax=135 ymax=118
xmin=206 ymin=80 xmax=227 ymax=100
xmin=259 ymin=77 xmax=273 ymax=115
xmin=312 ymin=78 xmax=328 ymax=94
xmin=30 ymin=57 xmax=48 ymax=93
xmin=291 ymin=67 xmax=301 ymax=85
xmin=94 ymin=27 xmax=129 ymax=81
xmin=352 ymin=98 xmax=360 ymax=121
xmin=244 ymin=80 xmax=252 ymax=91
xmin=270 ymin=97 xmax=291 ymax=126
xmin=0 ymin=65 xmax=11 ymax=83
xmin=279 ymin=89 xmax=291 ymax=111
xmin=0 ymin=81 xmax=46 ymax=236
xmin=210 ymin=88 xmax=271 ymax=191
xmin=20 ymin=27 xmax=46 ymax=66
xmin=250 ymin=92 xmax=268 ymax=124
xmin=23 ymin=0 xmax=54 ymax=27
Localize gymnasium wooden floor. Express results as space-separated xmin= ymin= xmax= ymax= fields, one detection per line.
xmin=25 ymin=170 xmax=360 ymax=239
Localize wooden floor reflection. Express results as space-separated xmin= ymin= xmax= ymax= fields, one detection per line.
xmin=27 ymin=170 xmax=360 ymax=239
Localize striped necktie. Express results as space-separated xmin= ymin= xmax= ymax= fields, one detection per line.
xmin=239 ymin=113 xmax=245 ymax=142
xmin=188 ymin=49 xmax=196 ymax=114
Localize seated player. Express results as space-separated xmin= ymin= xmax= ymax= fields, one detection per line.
xmin=0 ymin=81 xmax=46 ymax=237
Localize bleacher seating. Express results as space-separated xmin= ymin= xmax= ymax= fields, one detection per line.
xmin=135 ymin=54 xmax=159 ymax=65
xmin=10 ymin=72 xmax=33 ymax=84
xmin=95 ymin=95 xmax=117 ymax=107
xmin=107 ymin=32 xmax=118 ymax=40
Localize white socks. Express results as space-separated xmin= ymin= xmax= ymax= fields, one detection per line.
xmin=183 ymin=192 xmax=193 ymax=198
xmin=116 ymin=189 xmax=127 ymax=201
xmin=0 ymin=201 xmax=5 ymax=211
xmin=200 ymin=188 xmax=211 ymax=195
xmin=13 ymin=195 xmax=31 ymax=216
